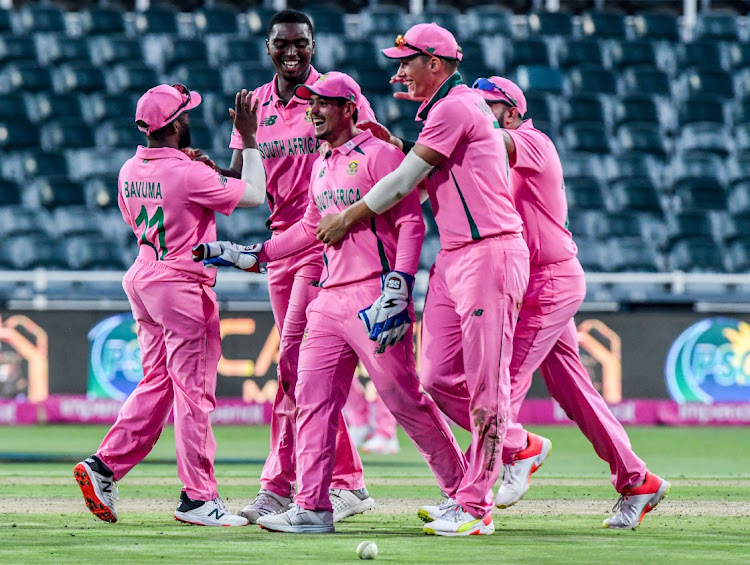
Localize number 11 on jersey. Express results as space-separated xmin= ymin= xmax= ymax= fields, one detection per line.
xmin=135 ymin=205 xmax=168 ymax=260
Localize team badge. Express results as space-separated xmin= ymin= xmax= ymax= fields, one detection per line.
xmin=346 ymin=160 xmax=359 ymax=176
xmin=305 ymin=107 xmax=312 ymax=122
xmin=318 ymin=166 xmax=326 ymax=179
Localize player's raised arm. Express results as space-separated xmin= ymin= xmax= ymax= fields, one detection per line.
xmin=230 ymin=90 xmax=267 ymax=207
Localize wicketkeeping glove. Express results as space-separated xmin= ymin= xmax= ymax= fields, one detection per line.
xmin=191 ymin=241 xmax=263 ymax=273
xmin=358 ymin=271 xmax=415 ymax=347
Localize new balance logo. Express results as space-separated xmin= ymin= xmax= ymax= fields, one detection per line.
xmin=208 ymin=508 xmax=226 ymax=520
xmin=472 ymin=309 xmax=484 ymax=316
xmin=260 ymin=115 xmax=278 ymax=126
xmin=102 ymin=481 xmax=112 ymax=493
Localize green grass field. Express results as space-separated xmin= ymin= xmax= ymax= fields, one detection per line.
xmin=1 ymin=425 xmax=749 ymax=564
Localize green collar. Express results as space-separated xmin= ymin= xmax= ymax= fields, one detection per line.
xmin=417 ymin=72 xmax=464 ymax=121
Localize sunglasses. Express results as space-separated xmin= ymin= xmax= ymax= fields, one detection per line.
xmin=164 ymin=83 xmax=191 ymax=122
xmin=394 ymin=34 xmax=435 ymax=58
xmin=472 ymin=78 xmax=517 ymax=108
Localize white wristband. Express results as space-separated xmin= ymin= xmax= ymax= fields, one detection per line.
xmin=363 ymin=151 xmax=433 ymax=214
xmin=239 ymin=148 xmax=266 ymax=207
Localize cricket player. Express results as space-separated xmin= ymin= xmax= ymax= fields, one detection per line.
xmin=472 ymin=76 xmax=670 ymax=530
xmin=345 ymin=381 xmax=401 ymax=454
xmin=195 ymin=72 xmax=468 ymax=534
xmin=316 ymin=24 xmax=530 ymax=536
xmin=73 ymin=84 xmax=267 ymax=526
xmin=215 ymin=9 xmax=378 ymax=523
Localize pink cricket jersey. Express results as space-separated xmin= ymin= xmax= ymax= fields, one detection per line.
xmin=118 ymin=146 xmax=246 ymax=284
xmin=229 ymin=67 xmax=376 ymax=231
xmin=260 ymin=130 xmax=425 ymax=287
xmin=415 ymin=73 xmax=523 ymax=251
xmin=506 ymin=120 xmax=577 ymax=267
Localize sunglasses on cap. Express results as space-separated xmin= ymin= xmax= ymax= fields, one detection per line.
xmin=394 ymin=34 xmax=437 ymax=59
xmin=472 ymin=78 xmax=517 ymax=108
xmin=164 ymin=83 xmax=192 ymax=122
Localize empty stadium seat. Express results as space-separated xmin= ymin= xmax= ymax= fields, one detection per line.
xmin=131 ymin=9 xmax=179 ymax=36
xmin=677 ymin=95 xmax=727 ymax=127
xmin=95 ymin=118 xmax=144 ymax=148
xmin=604 ymin=152 xmax=664 ymax=183
xmin=736 ymin=123 xmax=750 ymax=154
xmin=32 ymin=92 xmax=84 ymax=123
xmin=563 ymin=122 xmax=611 ymax=154
xmin=64 ymin=235 xmax=125 ymax=270
xmin=41 ymin=119 xmax=94 ymax=151
xmin=726 ymin=238 xmax=750 ymax=272
xmin=107 ymin=63 xmax=159 ymax=94
xmin=84 ymin=176 xmax=119 ymax=209
xmin=514 ymin=65 xmax=564 ymax=94
xmin=681 ymin=69 xmax=735 ymax=101
xmin=358 ymin=6 xmax=409 ymax=37
xmin=616 ymin=123 xmax=668 ymax=159
xmin=671 ymin=177 xmax=727 ymax=212
xmin=621 ymin=66 xmax=671 ymax=96
xmin=726 ymin=42 xmax=750 ymax=71
xmin=464 ymin=5 xmax=513 ymax=37
xmin=18 ymin=150 xmax=70 ymax=180
xmin=0 ymin=36 xmax=36 ymax=65
xmin=29 ymin=177 xmax=86 ymax=209
xmin=605 ymin=237 xmax=660 ymax=272
xmin=0 ymin=121 xmax=39 ymax=150
xmin=598 ymin=211 xmax=650 ymax=238
xmin=193 ymin=8 xmax=240 ymax=36
xmin=341 ymin=66 xmax=393 ymax=95
xmin=667 ymin=239 xmax=725 ymax=272
xmin=580 ymin=11 xmax=627 ymax=39
xmin=507 ymin=39 xmax=551 ymax=68
xmin=608 ymin=177 xmax=662 ymax=213
xmin=3 ymin=233 xmax=68 ymax=270
xmin=51 ymin=206 xmax=94 ymax=237
xmin=675 ymin=122 xmax=734 ymax=157
xmin=0 ymin=205 xmax=49 ymax=238
xmin=568 ymin=65 xmax=617 ymax=95
xmin=36 ymin=35 xmax=91 ymax=66
xmin=0 ymin=179 xmax=21 ymax=207
xmin=0 ymin=94 xmax=30 ymax=122
xmin=675 ymin=40 xmax=724 ymax=70
xmin=720 ymin=212 xmax=750 ymax=243
xmin=0 ymin=9 xmax=11 ymax=34
xmin=631 ymin=13 xmax=680 ymax=42
xmin=208 ymin=35 xmax=266 ymax=67
xmin=90 ymin=36 xmax=145 ymax=67
xmin=564 ymin=176 xmax=605 ymax=210
xmin=81 ymin=8 xmax=126 ymax=36
xmin=53 ymin=64 xmax=106 ymax=93
xmin=338 ymin=39 xmax=378 ymax=68
xmin=222 ymin=62 xmax=268 ymax=96
xmin=728 ymin=184 xmax=750 ymax=214
xmin=306 ymin=7 xmax=346 ymax=35
xmin=527 ymin=11 xmax=574 ymax=38
xmin=559 ymin=93 xmax=606 ymax=126
xmin=666 ymin=211 xmax=715 ymax=244
xmin=556 ymin=39 xmax=605 ymax=69
xmin=171 ymin=65 xmax=222 ymax=95
xmin=165 ymin=39 xmax=209 ymax=68
xmin=565 ymin=209 xmax=602 ymax=238
xmin=609 ymin=40 xmax=659 ymax=69
xmin=560 ymin=152 xmax=603 ymax=179
xmin=695 ymin=13 xmax=739 ymax=41
xmin=573 ymin=236 xmax=605 ymax=271
xmin=18 ymin=6 xmax=66 ymax=34
xmin=4 ymin=64 xmax=52 ymax=93
xmin=524 ymin=91 xmax=554 ymax=123
xmin=84 ymin=93 xmax=139 ymax=124
xmin=613 ymin=94 xmax=664 ymax=128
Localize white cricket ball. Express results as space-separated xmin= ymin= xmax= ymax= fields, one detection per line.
xmin=357 ymin=541 xmax=378 ymax=560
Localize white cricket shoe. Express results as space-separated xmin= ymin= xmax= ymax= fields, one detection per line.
xmin=423 ymin=504 xmax=495 ymax=537
xmin=348 ymin=424 xmax=371 ymax=447
xmin=361 ymin=434 xmax=400 ymax=455
xmin=74 ymin=457 xmax=119 ymax=523
xmin=604 ymin=471 xmax=670 ymax=530
xmin=257 ymin=503 xmax=334 ymax=533
xmin=174 ymin=493 xmax=248 ymax=526
xmin=418 ymin=497 xmax=457 ymax=522
xmin=330 ymin=487 xmax=375 ymax=522
xmin=238 ymin=490 xmax=293 ymax=523
xmin=495 ymin=432 xmax=552 ymax=509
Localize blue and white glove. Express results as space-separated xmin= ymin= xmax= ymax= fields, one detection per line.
xmin=191 ymin=241 xmax=263 ymax=273
xmin=358 ymin=271 xmax=415 ymax=347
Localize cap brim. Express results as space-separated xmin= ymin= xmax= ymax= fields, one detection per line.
xmin=294 ymin=84 xmax=316 ymax=100
xmin=382 ymin=46 xmax=421 ymax=59
xmin=185 ymin=90 xmax=202 ymax=111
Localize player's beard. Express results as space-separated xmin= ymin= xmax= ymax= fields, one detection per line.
xmin=177 ymin=126 xmax=191 ymax=149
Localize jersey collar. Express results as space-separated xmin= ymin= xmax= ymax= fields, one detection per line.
xmin=273 ymin=66 xmax=321 ymax=107
xmin=416 ymin=71 xmax=464 ymax=122
xmin=328 ymin=129 xmax=373 ymax=157
xmin=135 ymin=146 xmax=191 ymax=160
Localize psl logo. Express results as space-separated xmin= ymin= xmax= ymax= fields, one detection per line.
xmin=665 ymin=317 xmax=750 ymax=403
xmin=347 ymin=160 xmax=359 ymax=176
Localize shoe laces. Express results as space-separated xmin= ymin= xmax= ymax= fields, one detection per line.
xmin=437 ymin=497 xmax=457 ymax=511
xmin=501 ymin=463 xmax=513 ymax=483
xmin=611 ymin=494 xmax=627 ymax=515
xmin=212 ymin=497 xmax=229 ymax=514
xmin=255 ymin=492 xmax=285 ymax=511
xmin=440 ymin=504 xmax=465 ymax=522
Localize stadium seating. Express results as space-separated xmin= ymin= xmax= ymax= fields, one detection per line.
xmin=193 ymin=8 xmax=240 ymax=36
xmin=581 ymin=11 xmax=627 ymax=39
xmin=631 ymin=13 xmax=681 ymax=42
xmin=527 ymin=11 xmax=574 ymax=38
xmin=556 ymin=39 xmax=605 ymax=69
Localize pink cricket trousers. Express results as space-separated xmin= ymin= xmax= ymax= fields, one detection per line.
xmin=502 ymin=257 xmax=646 ymax=492
xmin=420 ymin=235 xmax=530 ymax=518
xmin=295 ymin=280 xmax=468 ymax=512
xmin=262 ymin=249 xmax=364 ymax=499
xmin=98 ymin=258 xmax=220 ymax=501
xmin=344 ymin=378 xmax=398 ymax=438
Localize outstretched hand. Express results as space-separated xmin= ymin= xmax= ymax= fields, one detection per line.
xmin=390 ymin=73 xmax=425 ymax=102
xmin=181 ymin=147 xmax=218 ymax=171
xmin=229 ymin=89 xmax=260 ymax=147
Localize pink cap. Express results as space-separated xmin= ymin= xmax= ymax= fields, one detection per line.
xmin=472 ymin=76 xmax=527 ymax=116
xmin=381 ymin=23 xmax=463 ymax=61
xmin=135 ymin=84 xmax=202 ymax=135
xmin=295 ymin=71 xmax=362 ymax=104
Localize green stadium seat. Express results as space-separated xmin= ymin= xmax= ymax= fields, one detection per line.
xmin=556 ymin=39 xmax=604 ymax=69
xmin=166 ymin=39 xmax=209 ymax=67
xmin=723 ymin=213 xmax=750 ymax=243
xmin=64 ymin=235 xmax=125 ymax=270
xmin=728 ymin=183 xmax=750 ymax=214
xmin=464 ymin=5 xmax=513 ymax=37
xmin=631 ymin=13 xmax=680 ymax=42
xmin=222 ymin=62 xmax=268 ymax=96
xmin=564 ymin=176 xmax=605 ymax=210
xmin=613 ymin=94 xmax=663 ymax=128
xmin=339 ymin=39 xmax=379 ymax=68
xmin=209 ymin=36 xmax=266 ymax=66
xmin=81 ymin=8 xmax=126 ymax=36
xmin=90 ymin=37 xmax=145 ymax=66
xmin=41 ymin=118 xmax=94 ymax=151
xmin=671 ymin=177 xmax=727 ymax=212
xmin=527 ymin=11 xmax=574 ymax=38
xmin=574 ymin=237 xmax=605 ymax=271
xmin=667 ymin=238 xmax=725 ymax=273
xmin=580 ymin=11 xmax=627 ymax=39
xmin=306 ymin=7 xmax=346 ymax=35
xmin=675 ymin=40 xmax=723 ymax=71
xmin=0 ymin=94 xmax=30 ymax=122
xmin=37 ymin=35 xmax=91 ymax=66
xmin=341 ymin=65 xmax=393 ymax=95
xmin=245 ymin=7 xmax=278 ymax=36
xmin=563 ymin=122 xmax=611 ymax=154
xmin=726 ymin=42 xmax=750 ymax=71
xmin=359 ymin=6 xmax=408 ymax=36
xmin=514 ymin=65 xmax=564 ymax=94
xmin=0 ymin=9 xmax=11 ymax=34
xmin=53 ymin=64 xmax=106 ymax=93
xmin=605 ymin=237 xmax=660 ymax=272
xmin=559 ymin=94 xmax=606 ymax=127
xmin=609 ymin=177 xmax=662 ymax=213
xmin=18 ymin=6 xmax=66 ymax=34
xmin=171 ymin=65 xmax=222 ymax=95
xmin=616 ymin=123 xmax=668 ymax=160
xmin=621 ymin=66 xmax=671 ymax=96
xmin=677 ymin=95 xmax=727 ymax=127
xmin=0 ymin=36 xmax=38 ymax=64
xmin=187 ymin=118 xmax=212 ymax=151
xmin=95 ymin=118 xmax=144 ymax=148
xmin=568 ymin=65 xmax=617 ymax=95
xmin=507 ymin=39 xmax=551 ymax=68
xmin=0 ymin=205 xmax=49 ymax=238
xmin=0 ymin=120 xmax=39 ymax=150
xmin=193 ymin=9 xmax=240 ymax=36
xmin=597 ymin=211 xmax=649 ymax=238
xmin=32 ymin=92 xmax=83 ymax=123
xmin=131 ymin=9 xmax=179 ymax=36
xmin=5 ymin=233 xmax=69 ymax=270
xmin=609 ymin=40 xmax=658 ymax=69
xmin=30 ymin=176 xmax=86 ymax=209
xmin=726 ymin=238 xmax=750 ymax=272
xmin=676 ymin=123 xmax=734 ymax=157
xmin=51 ymin=206 xmax=94 ymax=237
xmin=4 ymin=64 xmax=52 ymax=93
xmin=107 ymin=63 xmax=159 ymax=94
xmin=695 ymin=13 xmax=739 ymax=41
xmin=0 ymin=179 xmax=21 ymax=206
xmin=604 ymin=152 xmax=664 ymax=184
xmin=682 ymin=69 xmax=735 ymax=100
xmin=84 ymin=93 xmax=140 ymax=124
xmin=84 ymin=176 xmax=119 ymax=209
xmin=18 ymin=150 xmax=70 ymax=180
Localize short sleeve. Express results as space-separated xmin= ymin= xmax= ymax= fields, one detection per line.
xmin=416 ymin=98 xmax=470 ymax=159
xmin=357 ymin=93 xmax=377 ymax=123
xmin=186 ymin=162 xmax=246 ymax=216
xmin=229 ymin=125 xmax=242 ymax=150
xmin=506 ymin=128 xmax=547 ymax=173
